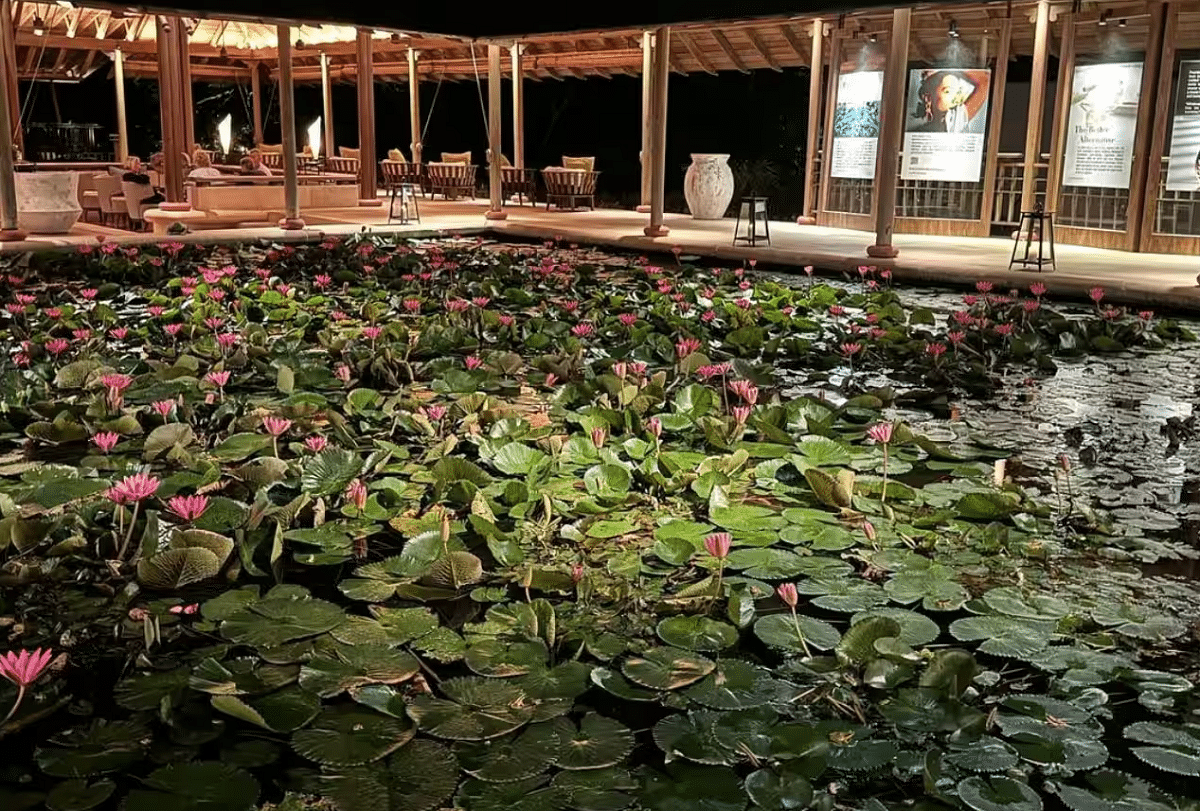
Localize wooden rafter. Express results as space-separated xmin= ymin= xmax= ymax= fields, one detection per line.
xmin=744 ymin=28 xmax=781 ymax=71
xmin=709 ymin=29 xmax=749 ymax=73
xmin=210 ymin=19 xmax=230 ymax=46
xmin=777 ymin=23 xmax=808 ymax=61
xmin=678 ymin=32 xmax=717 ymax=75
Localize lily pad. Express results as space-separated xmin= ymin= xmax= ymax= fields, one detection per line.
xmin=621 ymin=648 xmax=715 ymax=690
xmin=326 ymin=740 xmax=459 ymax=811
xmin=291 ymin=707 xmax=414 ymax=766
xmin=655 ymin=616 xmax=739 ymax=652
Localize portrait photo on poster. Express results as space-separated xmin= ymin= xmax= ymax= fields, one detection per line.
xmin=901 ymin=68 xmax=991 ymax=183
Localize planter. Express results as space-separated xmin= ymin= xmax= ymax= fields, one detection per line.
xmin=16 ymin=171 xmax=82 ymax=234
xmin=683 ymin=153 xmax=734 ymax=220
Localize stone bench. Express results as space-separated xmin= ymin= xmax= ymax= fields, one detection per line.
xmin=142 ymin=177 xmax=358 ymax=235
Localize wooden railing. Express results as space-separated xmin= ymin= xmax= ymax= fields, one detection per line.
xmin=1151 ymin=158 xmax=1200 ymax=237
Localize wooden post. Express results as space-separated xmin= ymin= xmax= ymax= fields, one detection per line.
xmin=0 ymin=0 xmax=22 ymax=157
xmin=321 ymin=52 xmax=334 ymax=158
xmin=276 ymin=24 xmax=304 ymax=229
xmin=114 ymin=47 xmax=129 ymax=163
xmin=1140 ymin=2 xmax=1179 ymax=252
xmin=817 ymin=28 xmax=842 ymax=220
xmin=408 ymin=48 xmax=421 ymax=164
xmin=180 ymin=24 xmax=194 ymax=151
xmin=798 ymin=19 xmax=823 ymax=225
xmin=1020 ymin=0 xmax=1051 ymax=214
xmin=486 ymin=44 xmax=506 ymax=220
xmin=356 ymin=29 xmax=378 ymax=205
xmin=250 ymin=62 xmax=263 ymax=146
xmin=1044 ymin=12 xmax=1076 ymax=220
xmin=978 ymin=17 xmax=1012 ymax=233
xmin=512 ymin=43 xmax=524 ymax=169
xmin=644 ymin=26 xmax=671 ymax=237
xmin=0 ymin=0 xmax=22 ymax=240
xmin=156 ymin=15 xmax=187 ymax=203
xmin=866 ymin=7 xmax=911 ymax=258
xmin=637 ymin=30 xmax=653 ymax=213
xmin=1126 ymin=1 xmax=1168 ymax=251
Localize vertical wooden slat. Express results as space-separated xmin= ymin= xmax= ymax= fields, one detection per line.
xmin=1127 ymin=1 xmax=1168 ymax=251
xmin=485 ymin=43 xmax=506 ymax=220
xmin=867 ymin=7 xmax=911 ymax=258
xmin=320 ymin=51 xmax=333 ymax=158
xmin=250 ymin=61 xmax=263 ymax=146
xmin=1021 ymin=0 xmax=1052 ymax=213
xmin=114 ymin=47 xmax=128 ymax=162
xmin=1044 ymin=12 xmax=1075 ymax=218
xmin=277 ymin=23 xmax=303 ymax=228
xmin=408 ymin=48 xmax=421 ymax=164
xmin=180 ymin=23 xmax=194 ymax=151
xmin=643 ymin=26 xmax=670 ymax=236
xmin=637 ymin=30 xmax=652 ymax=211
xmin=356 ymin=28 xmax=377 ymax=202
xmin=511 ymin=43 xmax=524 ymax=168
xmin=799 ymin=18 xmax=823 ymax=224
xmin=1140 ymin=2 xmax=1179 ymax=251
xmin=816 ymin=27 xmax=842 ymax=221
xmin=0 ymin=0 xmax=21 ymax=236
xmin=0 ymin=0 xmax=22 ymax=156
xmin=979 ymin=17 xmax=1012 ymax=234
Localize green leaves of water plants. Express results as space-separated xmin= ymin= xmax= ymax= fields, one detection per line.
xmin=123 ymin=762 xmax=258 ymax=811
xmin=638 ymin=764 xmax=746 ymax=811
xmin=408 ymin=677 xmax=534 ymax=740
xmin=298 ymin=645 xmax=420 ymax=697
xmin=291 ymin=707 xmax=414 ymax=766
xmin=553 ymin=714 xmax=634 ymax=770
xmin=220 ymin=593 xmax=344 ymax=648
xmin=621 ymin=648 xmax=714 ymax=690
xmin=684 ymin=660 xmax=783 ymax=710
xmin=137 ymin=547 xmax=224 ymax=589
xmin=326 ymin=740 xmax=459 ymax=811
xmin=1124 ymin=722 xmax=1200 ymax=776
xmin=753 ymin=614 xmax=841 ymax=652
xmin=36 ymin=720 xmax=147 ymax=777
xmin=301 ymin=448 xmax=363 ymax=496
xmin=45 ymin=779 xmax=116 ymax=811
xmin=744 ymin=766 xmax=813 ymax=811
xmin=656 ymin=616 xmax=738 ymax=651
xmin=457 ymin=722 xmax=562 ymax=782
xmin=958 ymin=776 xmax=1042 ymax=811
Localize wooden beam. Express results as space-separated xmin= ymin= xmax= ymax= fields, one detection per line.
xmin=709 ymin=30 xmax=749 ymax=73
xmin=678 ymin=33 xmax=717 ymax=75
xmin=745 ymin=28 xmax=781 ymax=71
xmin=210 ymin=19 xmax=229 ymax=47
xmin=778 ymin=23 xmax=807 ymax=61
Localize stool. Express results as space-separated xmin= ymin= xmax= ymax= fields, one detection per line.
xmin=734 ymin=196 xmax=770 ymax=247
xmin=388 ymin=183 xmax=421 ymax=225
xmin=1010 ymin=205 xmax=1055 ymax=272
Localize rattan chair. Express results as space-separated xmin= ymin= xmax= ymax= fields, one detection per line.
xmin=542 ymin=168 xmax=599 ymax=210
xmin=426 ymin=163 xmax=477 ymax=200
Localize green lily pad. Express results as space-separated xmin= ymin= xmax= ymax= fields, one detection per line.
xmin=638 ymin=764 xmax=747 ymax=811
xmin=291 ymin=707 xmax=414 ymax=766
xmin=45 ymin=779 xmax=116 ymax=811
xmin=957 ymin=776 xmax=1042 ymax=811
xmin=744 ymin=766 xmax=813 ymax=810
xmin=325 ymin=740 xmax=459 ymax=811
xmin=684 ymin=660 xmax=782 ymax=710
xmin=553 ymin=714 xmax=634 ymax=770
xmin=621 ymin=648 xmax=714 ymax=690
xmin=753 ymin=614 xmax=841 ymax=652
xmin=123 ymin=762 xmax=258 ymax=811
xmin=408 ymin=677 xmax=535 ymax=741
xmin=456 ymin=722 xmax=562 ymax=782
xmin=655 ymin=616 xmax=739 ymax=651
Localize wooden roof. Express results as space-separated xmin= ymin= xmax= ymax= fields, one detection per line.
xmin=8 ymin=1 xmax=1185 ymax=86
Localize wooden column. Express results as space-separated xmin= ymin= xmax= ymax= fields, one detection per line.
xmin=0 ymin=0 xmax=22 ymax=240
xmin=250 ymin=62 xmax=263 ymax=146
xmin=114 ymin=48 xmax=129 ymax=163
xmin=866 ymin=8 xmax=911 ymax=258
xmin=512 ymin=43 xmax=525 ymax=169
xmin=486 ymin=44 xmax=506 ymax=220
xmin=1126 ymin=1 xmax=1168 ymax=251
xmin=637 ymin=30 xmax=653 ymax=212
xmin=798 ymin=19 xmax=823 ymax=225
xmin=277 ymin=25 xmax=304 ymax=229
xmin=644 ymin=26 xmax=671 ymax=236
xmin=816 ymin=28 xmax=842 ymax=220
xmin=321 ymin=52 xmax=334 ymax=158
xmin=180 ymin=24 xmax=194 ymax=151
xmin=978 ymin=18 xmax=1013 ymax=232
xmin=0 ymin=0 xmax=21 ymax=157
xmin=356 ymin=29 xmax=378 ymax=204
xmin=1140 ymin=3 xmax=1180 ymax=252
xmin=1044 ymin=13 xmax=1076 ymax=219
xmin=156 ymin=15 xmax=187 ymax=203
xmin=408 ymin=48 xmax=421 ymax=164
xmin=1020 ymin=0 xmax=1052 ymax=213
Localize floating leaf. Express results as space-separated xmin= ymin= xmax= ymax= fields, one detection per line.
xmin=123 ymin=762 xmax=258 ymax=811
xmin=457 ymin=722 xmax=562 ymax=782
xmin=426 ymin=550 xmax=484 ymax=589
xmin=291 ymin=707 xmax=414 ymax=766
xmin=957 ymin=776 xmax=1042 ymax=811
xmin=408 ymin=677 xmax=534 ymax=741
xmin=137 ymin=547 xmax=223 ymax=590
xmin=325 ymin=740 xmax=459 ymax=811
xmin=744 ymin=766 xmax=813 ymax=811
xmin=621 ymin=648 xmax=714 ymax=690
xmin=655 ymin=616 xmax=739 ymax=652
xmin=638 ymin=764 xmax=746 ymax=811
xmin=553 ymin=714 xmax=634 ymax=770
xmin=210 ymin=686 xmax=321 ymax=733
xmin=753 ymin=614 xmax=840 ymax=652
xmin=684 ymin=660 xmax=782 ymax=711
xmin=45 ymin=779 xmax=116 ymax=811
xmin=302 ymin=448 xmax=364 ymax=496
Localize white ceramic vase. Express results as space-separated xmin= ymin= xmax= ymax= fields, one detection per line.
xmin=16 ymin=172 xmax=82 ymax=234
xmin=684 ymin=153 xmax=734 ymax=220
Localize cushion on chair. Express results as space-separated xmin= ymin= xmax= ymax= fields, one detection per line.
xmin=563 ymin=156 xmax=595 ymax=171
xmin=257 ymin=143 xmax=283 ymax=154
xmin=441 ymin=152 xmax=471 ymax=164
xmin=388 ymin=148 xmax=409 ymax=162
xmin=339 ymin=147 xmax=361 ymax=159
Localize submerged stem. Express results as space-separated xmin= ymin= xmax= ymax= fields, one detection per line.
xmin=880 ymin=444 xmax=890 ymax=507
xmin=789 ymin=605 xmax=812 ymax=658
xmin=2 ymin=685 xmax=25 ymax=724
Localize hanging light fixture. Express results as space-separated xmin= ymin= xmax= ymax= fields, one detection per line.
xmin=869 ymin=34 xmax=877 ymax=43
xmin=1118 ymin=18 xmax=1127 ymax=27
xmin=32 ymin=16 xmax=46 ymax=36
xmin=948 ymin=20 xmax=960 ymax=38
xmin=1098 ymin=9 xmax=1112 ymax=26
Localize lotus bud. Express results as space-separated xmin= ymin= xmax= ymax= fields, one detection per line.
xmin=777 ymin=582 xmax=798 ymax=608
xmin=591 ymin=427 xmax=606 ymax=449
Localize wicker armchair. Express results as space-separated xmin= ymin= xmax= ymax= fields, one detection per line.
xmin=502 ymin=167 xmax=538 ymax=206
xmin=380 ymin=160 xmax=426 ymax=195
xmin=326 ymin=156 xmax=360 ymax=176
xmin=426 ymin=162 xmax=477 ymax=200
xmin=542 ymin=168 xmax=599 ymax=210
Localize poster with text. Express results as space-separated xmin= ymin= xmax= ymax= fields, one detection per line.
xmin=831 ymin=70 xmax=884 ymax=179
xmin=901 ymin=68 xmax=992 ymax=182
xmin=1063 ymin=61 xmax=1144 ymax=189
xmin=1165 ymin=60 xmax=1200 ymax=192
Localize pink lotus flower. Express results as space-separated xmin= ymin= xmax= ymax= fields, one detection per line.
xmin=0 ymin=647 xmax=54 ymax=722
xmin=72 ymin=329 xmax=91 ymax=341
xmin=1023 ymin=300 xmax=1041 ymax=313
xmin=424 ymin=405 xmax=447 ymax=422
xmin=166 ymin=494 xmax=209 ymax=521
xmin=561 ymin=300 xmax=579 ymax=313
xmin=704 ymin=532 xmax=731 ymax=559
xmin=362 ymin=326 xmax=383 ymax=341
xmin=152 ymin=400 xmax=175 ymax=418
xmin=995 ymin=323 xmax=1016 ymax=336
xmin=45 ymin=338 xmax=70 ymax=356
xmin=1102 ymin=307 xmax=1122 ymax=320
xmin=829 ymin=305 xmax=845 ymax=317
xmin=465 ymin=355 xmax=483 ymax=370
xmin=205 ymin=370 xmax=231 ymax=388
xmin=777 ymin=583 xmax=798 ymax=607
xmin=880 ymin=269 xmax=892 ymax=280
xmin=841 ymin=342 xmax=862 ymax=357
xmin=731 ymin=405 xmax=752 ymax=424
xmin=545 ymin=373 xmax=558 ymax=388
xmin=591 ymin=427 xmax=606 ymax=448
xmin=45 ymin=307 xmax=62 ymax=319
xmin=148 ymin=305 xmax=166 ymax=317
xmin=208 ymin=289 xmax=227 ymax=302
xmin=962 ymin=295 xmax=979 ymax=307
xmin=926 ymin=342 xmax=947 ymax=358
xmin=647 ymin=417 xmax=662 ymax=439
xmin=1029 ymin=282 xmax=1047 ymax=297
xmin=345 ymin=478 xmax=368 ymax=511
xmin=314 ymin=274 xmax=332 ymax=288
xmin=1139 ymin=310 xmax=1154 ymax=321
xmin=571 ymin=564 xmax=584 ymax=584
xmin=79 ymin=288 xmax=98 ymax=300
xmin=5 ymin=303 xmax=22 ymax=315
xmin=403 ymin=299 xmax=421 ymax=313
xmin=701 ymin=310 xmax=716 ymax=322
xmin=165 ymin=323 xmax=184 ymax=337
xmin=262 ymin=416 xmax=292 ymax=436
xmin=571 ymin=323 xmax=594 ymax=338
xmin=106 ymin=472 xmax=161 ymax=505
xmin=100 ymin=373 xmax=133 ymax=393
xmin=305 ymin=435 xmax=328 ymax=453
xmin=498 ymin=315 xmax=515 ymax=327
xmin=975 ymin=281 xmax=993 ymax=293
xmin=168 ymin=603 xmax=199 ymax=615
xmin=335 ymin=364 xmax=352 ymax=382
xmin=866 ymin=422 xmax=894 ymax=444
xmin=953 ymin=311 xmax=974 ymax=325
xmin=92 ymin=432 xmax=120 ymax=453
xmin=472 ymin=297 xmax=490 ymax=308
xmin=618 ymin=313 xmax=637 ymax=327
xmin=330 ymin=311 xmax=349 ymax=321
xmin=947 ymin=330 xmax=966 ymax=345
xmin=15 ymin=294 xmax=34 ymax=305
xmin=863 ymin=520 xmax=877 ymax=541
xmin=613 ymin=362 xmax=628 ymax=380
xmin=110 ymin=327 xmax=129 ymax=340
xmin=216 ymin=333 xmax=239 ymax=350
xmin=735 ymin=298 xmax=752 ymax=310
xmin=205 ymin=316 xmax=225 ymax=330
xmin=1089 ymin=286 xmax=1105 ymax=304
xmin=869 ymin=328 xmax=888 ymax=340
xmin=630 ymin=361 xmax=647 ymax=377
xmin=675 ymin=338 xmax=701 ymax=358
xmin=445 ymin=299 xmax=470 ymax=313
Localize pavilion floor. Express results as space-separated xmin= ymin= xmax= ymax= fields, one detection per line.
xmin=6 ymin=197 xmax=1200 ymax=311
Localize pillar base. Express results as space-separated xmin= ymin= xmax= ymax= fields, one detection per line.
xmin=796 ymin=216 xmax=816 ymax=226
xmin=279 ymin=218 xmax=306 ymax=230
xmin=866 ymin=244 xmax=899 ymax=259
xmin=484 ymin=209 xmax=508 ymax=220
xmin=643 ymin=224 xmax=670 ymax=237
xmin=635 ymin=204 xmax=652 ymax=213
xmin=0 ymin=228 xmax=27 ymax=241
xmin=358 ymin=199 xmax=383 ymax=207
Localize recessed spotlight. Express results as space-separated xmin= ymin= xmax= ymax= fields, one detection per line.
xmin=948 ymin=20 xmax=959 ymax=38
xmin=32 ymin=16 xmax=45 ymax=36
xmin=1099 ymin=9 xmax=1112 ymax=26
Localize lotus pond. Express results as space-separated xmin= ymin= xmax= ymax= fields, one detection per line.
xmin=0 ymin=237 xmax=1198 ymax=811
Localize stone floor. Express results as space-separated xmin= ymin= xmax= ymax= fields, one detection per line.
xmin=8 ymin=197 xmax=1200 ymax=310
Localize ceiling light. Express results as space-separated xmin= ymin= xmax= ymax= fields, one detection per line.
xmin=1098 ymin=10 xmax=1111 ymax=26
xmin=295 ymin=38 xmax=306 ymax=49
xmin=868 ymin=33 xmax=877 ymax=43
xmin=948 ymin=20 xmax=959 ymax=38
xmin=32 ymin=16 xmax=45 ymax=36
xmin=1118 ymin=18 xmax=1127 ymax=27
xmin=391 ymin=32 xmax=402 ymax=44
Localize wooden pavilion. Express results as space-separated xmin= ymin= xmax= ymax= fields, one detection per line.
xmin=0 ymin=1 xmax=1198 ymax=258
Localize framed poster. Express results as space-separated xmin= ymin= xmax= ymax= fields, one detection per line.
xmin=1062 ymin=61 xmax=1144 ymax=189
xmin=1165 ymin=60 xmax=1200 ymax=192
xmin=831 ymin=70 xmax=884 ymax=179
xmin=901 ymin=68 xmax=992 ymax=182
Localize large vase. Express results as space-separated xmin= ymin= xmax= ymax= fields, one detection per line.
xmin=16 ymin=172 xmax=82 ymax=234
xmin=684 ymin=153 xmax=734 ymax=220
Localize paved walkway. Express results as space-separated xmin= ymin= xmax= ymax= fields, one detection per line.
xmin=6 ymin=197 xmax=1200 ymax=311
